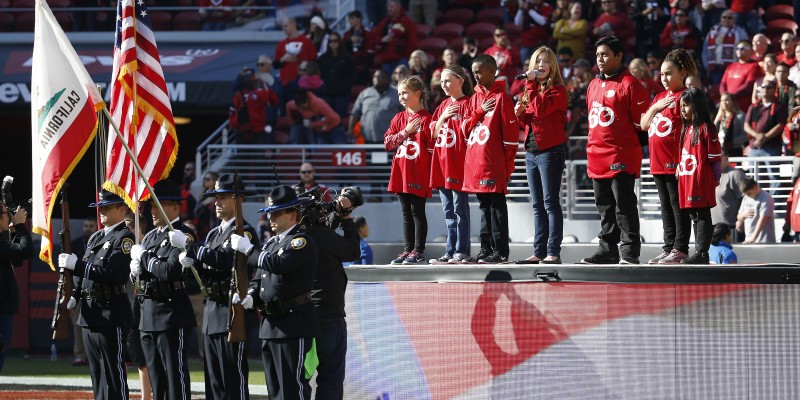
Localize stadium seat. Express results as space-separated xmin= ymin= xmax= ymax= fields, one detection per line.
xmin=416 ymin=23 xmax=431 ymax=39
xmin=0 ymin=0 xmax=9 ymax=8
xmin=440 ymin=8 xmax=473 ymax=25
xmin=503 ymin=22 xmax=521 ymax=41
xmin=448 ymin=37 xmax=464 ymax=50
xmin=764 ymin=4 xmax=793 ymax=22
xmin=48 ymin=0 xmax=69 ymax=8
xmin=173 ymin=11 xmax=200 ymax=30
xmin=148 ymin=11 xmax=172 ymax=31
xmin=478 ymin=37 xmax=494 ymax=51
xmin=432 ymin=23 xmax=463 ymax=42
xmin=53 ymin=11 xmax=72 ymax=30
xmin=13 ymin=11 xmax=33 ymax=31
xmin=475 ymin=8 xmax=503 ymax=26
xmin=0 ymin=13 xmax=12 ymax=31
xmin=417 ymin=37 xmax=447 ymax=56
xmin=10 ymin=0 xmax=32 ymax=8
xmin=766 ymin=19 xmax=798 ymax=36
xmin=466 ymin=22 xmax=495 ymax=42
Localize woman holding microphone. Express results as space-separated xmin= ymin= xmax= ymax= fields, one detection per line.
xmin=515 ymin=46 xmax=568 ymax=264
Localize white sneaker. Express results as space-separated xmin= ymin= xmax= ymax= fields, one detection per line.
xmin=648 ymin=251 xmax=670 ymax=264
xmin=449 ymin=253 xmax=470 ymax=264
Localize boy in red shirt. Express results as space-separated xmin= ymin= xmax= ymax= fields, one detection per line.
xmin=461 ymin=54 xmax=519 ymax=263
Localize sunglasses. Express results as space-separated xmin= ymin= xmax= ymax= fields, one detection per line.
xmin=300 ymin=170 xmax=314 ymax=174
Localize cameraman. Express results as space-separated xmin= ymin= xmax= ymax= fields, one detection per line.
xmin=304 ymin=191 xmax=361 ymax=399
xmin=0 ymin=204 xmax=33 ymax=371
xmin=229 ymin=67 xmax=278 ymax=145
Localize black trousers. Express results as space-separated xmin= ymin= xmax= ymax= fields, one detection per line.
xmin=141 ymin=328 xmax=191 ymax=400
xmin=261 ymin=337 xmax=313 ymax=400
xmin=205 ymin=332 xmax=249 ymax=400
xmin=592 ymin=173 xmax=641 ymax=258
xmin=83 ymin=326 xmax=129 ymax=400
xmin=398 ymin=193 xmax=428 ymax=253
xmin=687 ymin=207 xmax=713 ymax=253
xmin=476 ymin=192 xmax=510 ymax=257
xmin=653 ymin=174 xmax=690 ymax=253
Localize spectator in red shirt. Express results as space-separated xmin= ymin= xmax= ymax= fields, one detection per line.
xmin=374 ymin=0 xmax=418 ymax=74
xmin=581 ymin=36 xmax=650 ymax=265
xmin=702 ymin=10 xmax=748 ymax=85
xmin=385 ymin=76 xmax=434 ymax=265
xmin=641 ymin=49 xmax=698 ymax=264
xmin=286 ymin=90 xmax=346 ymax=145
xmin=273 ymin=17 xmax=317 ymax=87
xmin=720 ymin=40 xmax=763 ymax=113
xmin=660 ymin=9 xmax=702 ymax=53
xmin=228 ymin=68 xmax=279 ymax=144
xmin=514 ymin=0 xmax=554 ymax=63
xmin=777 ymin=33 xmax=798 ymax=68
xmin=591 ymin=0 xmax=636 ymax=53
xmin=343 ymin=10 xmax=375 ymax=86
xmin=483 ymin=27 xmax=522 ymax=89
xmin=676 ymin=87 xmax=723 ymax=264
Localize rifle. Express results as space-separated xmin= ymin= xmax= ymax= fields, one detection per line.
xmin=228 ymin=173 xmax=248 ymax=343
xmin=51 ymin=185 xmax=74 ymax=340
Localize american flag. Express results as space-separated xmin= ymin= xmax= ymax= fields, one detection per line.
xmin=104 ymin=0 xmax=177 ymax=207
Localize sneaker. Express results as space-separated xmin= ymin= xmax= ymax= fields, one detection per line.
xmin=658 ymin=249 xmax=688 ymax=265
xmin=479 ymin=251 xmax=509 ymax=264
xmin=619 ymin=256 xmax=640 ymax=265
xmin=647 ymin=251 xmax=670 ymax=265
xmin=681 ymin=251 xmax=709 ymax=265
xmin=580 ymin=252 xmax=620 ymax=264
xmin=390 ymin=251 xmax=410 ymax=265
xmin=541 ymin=256 xmax=562 ymax=264
xmin=467 ymin=248 xmax=491 ymax=263
xmin=516 ymin=255 xmax=542 ymax=264
xmin=449 ymin=253 xmax=470 ymax=264
xmin=402 ymin=251 xmax=426 ymax=265
xmin=429 ymin=255 xmax=451 ymax=265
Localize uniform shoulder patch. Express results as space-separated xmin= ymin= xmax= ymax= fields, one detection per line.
xmin=121 ymin=238 xmax=134 ymax=254
xmin=291 ymin=237 xmax=306 ymax=249
xmin=244 ymin=231 xmax=253 ymax=240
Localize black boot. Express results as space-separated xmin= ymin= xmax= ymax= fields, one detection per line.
xmin=682 ymin=251 xmax=710 ymax=265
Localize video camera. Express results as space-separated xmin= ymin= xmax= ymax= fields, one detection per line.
xmin=1 ymin=176 xmax=31 ymax=215
xmin=295 ymin=185 xmax=364 ymax=226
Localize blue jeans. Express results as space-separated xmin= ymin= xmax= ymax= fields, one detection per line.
xmin=749 ymin=147 xmax=782 ymax=193
xmin=525 ymin=146 xmax=566 ymax=257
xmin=0 ymin=313 xmax=12 ymax=372
xmin=438 ymin=188 xmax=471 ymax=256
xmin=315 ymin=317 xmax=347 ymax=400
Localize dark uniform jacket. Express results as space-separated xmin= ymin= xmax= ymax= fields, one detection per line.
xmin=306 ymin=219 xmax=360 ymax=319
xmin=189 ymin=219 xmax=259 ymax=335
xmin=0 ymin=223 xmax=33 ymax=314
xmin=137 ymin=220 xmax=197 ymax=332
xmin=73 ymin=223 xmax=134 ymax=328
xmin=247 ymin=224 xmax=318 ymax=340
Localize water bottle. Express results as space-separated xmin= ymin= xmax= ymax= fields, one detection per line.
xmin=50 ymin=343 xmax=57 ymax=361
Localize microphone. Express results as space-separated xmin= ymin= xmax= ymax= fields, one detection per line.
xmin=515 ymin=70 xmax=540 ymax=80
xmin=1 ymin=176 xmax=13 ymax=208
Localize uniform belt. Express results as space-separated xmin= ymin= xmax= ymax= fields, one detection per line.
xmin=259 ymin=292 xmax=311 ymax=318
xmin=81 ymin=284 xmax=126 ymax=303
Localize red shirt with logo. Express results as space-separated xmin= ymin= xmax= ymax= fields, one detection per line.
xmin=384 ymin=109 xmax=434 ymax=198
xmin=274 ymin=34 xmax=317 ymax=85
xmin=586 ymin=70 xmax=650 ymax=179
xmin=678 ymin=124 xmax=722 ymax=209
xmin=461 ymin=81 xmax=520 ymax=193
xmin=648 ymin=88 xmax=685 ymax=175
xmin=430 ymin=96 xmax=471 ymax=190
xmin=483 ymin=44 xmax=522 ymax=84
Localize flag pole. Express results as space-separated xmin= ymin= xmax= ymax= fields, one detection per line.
xmin=130 ymin=0 xmax=141 ymax=244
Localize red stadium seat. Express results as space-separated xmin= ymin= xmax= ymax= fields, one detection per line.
xmin=466 ymin=22 xmax=496 ymax=42
xmin=764 ymin=4 xmax=793 ymax=22
xmin=475 ymin=8 xmax=503 ymax=27
xmin=503 ymin=22 xmax=521 ymax=41
xmin=0 ymin=0 xmax=9 ymax=8
xmin=416 ymin=23 xmax=431 ymax=39
xmin=418 ymin=38 xmax=446 ymax=59
xmin=13 ymin=11 xmax=33 ymax=31
xmin=440 ymin=8 xmax=473 ymax=25
xmin=148 ymin=11 xmax=172 ymax=31
xmin=48 ymin=0 xmax=69 ymax=8
xmin=173 ymin=11 xmax=200 ymax=30
xmin=478 ymin=37 xmax=494 ymax=52
xmin=432 ymin=22 xmax=464 ymax=42
xmin=10 ymin=0 xmax=32 ymax=8
xmin=448 ymin=37 xmax=464 ymax=50
xmin=0 ymin=13 xmax=12 ymax=31
xmin=766 ymin=18 xmax=798 ymax=35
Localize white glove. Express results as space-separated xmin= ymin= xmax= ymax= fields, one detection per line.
xmin=179 ymin=251 xmax=194 ymax=270
xmin=130 ymin=259 xmax=142 ymax=277
xmin=232 ymin=292 xmax=254 ymax=309
xmin=66 ymin=296 xmax=77 ymax=310
xmin=230 ymin=234 xmax=254 ymax=255
xmin=169 ymin=231 xmax=189 ymax=249
xmin=130 ymin=244 xmax=145 ymax=262
xmin=58 ymin=253 xmax=77 ymax=270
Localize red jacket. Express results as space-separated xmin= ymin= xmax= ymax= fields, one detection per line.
xmin=517 ymin=2 xmax=553 ymax=49
xmin=659 ymin=22 xmax=700 ymax=52
xmin=430 ymin=96 xmax=471 ymax=190
xmin=373 ymin=10 xmax=418 ymax=64
xmin=273 ymin=34 xmax=317 ymax=85
xmin=517 ymin=81 xmax=567 ymax=152
xmin=586 ymin=70 xmax=650 ymax=179
xmin=228 ymin=87 xmax=278 ymax=133
xmin=384 ymin=109 xmax=434 ymax=198
xmin=719 ymin=61 xmax=763 ymax=113
xmin=786 ymin=178 xmax=800 ymax=233
xmin=285 ymin=92 xmax=341 ymax=133
xmin=461 ymin=81 xmax=519 ymax=193
xmin=678 ymin=124 xmax=721 ymax=209
xmin=483 ymin=44 xmax=522 ymax=84
xmin=648 ymin=88 xmax=685 ymax=175
xmin=593 ymin=12 xmax=635 ymax=43
xmin=777 ymin=53 xmax=798 ymax=68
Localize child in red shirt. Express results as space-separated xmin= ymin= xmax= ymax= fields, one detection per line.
xmin=677 ymin=87 xmax=723 ymax=264
xmin=461 ymin=54 xmax=519 ymax=263
xmin=385 ymin=76 xmax=434 ymax=265
xmin=429 ymin=65 xmax=474 ymax=264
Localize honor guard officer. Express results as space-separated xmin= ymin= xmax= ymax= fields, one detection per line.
xmin=230 ymin=185 xmax=319 ymax=400
xmin=172 ymin=174 xmax=260 ymax=400
xmin=129 ymin=180 xmax=196 ymax=400
xmin=58 ymin=189 xmax=134 ymax=400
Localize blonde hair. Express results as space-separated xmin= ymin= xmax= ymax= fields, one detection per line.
xmin=628 ymin=58 xmax=649 ymax=80
xmin=398 ymin=75 xmax=430 ymax=110
xmin=529 ymin=46 xmax=565 ymax=93
xmin=409 ymin=49 xmax=429 ymax=70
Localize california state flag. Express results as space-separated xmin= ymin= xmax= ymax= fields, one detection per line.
xmin=31 ymin=0 xmax=104 ymax=269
